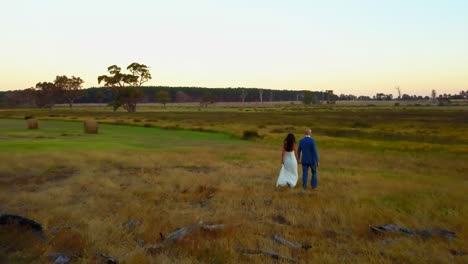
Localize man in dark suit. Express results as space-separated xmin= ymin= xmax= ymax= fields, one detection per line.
xmin=298 ymin=128 xmax=320 ymax=190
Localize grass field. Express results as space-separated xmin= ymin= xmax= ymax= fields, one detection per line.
xmin=0 ymin=119 xmax=239 ymax=152
xmin=0 ymin=105 xmax=467 ymax=263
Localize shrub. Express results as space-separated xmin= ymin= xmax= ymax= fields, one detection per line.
xmin=394 ymin=103 xmax=400 ymax=106
xmin=242 ymin=130 xmax=261 ymax=140
xmin=437 ymin=98 xmax=451 ymax=106
xmin=143 ymin=123 xmax=152 ymax=128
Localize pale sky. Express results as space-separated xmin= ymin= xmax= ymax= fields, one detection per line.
xmin=0 ymin=0 xmax=467 ymax=96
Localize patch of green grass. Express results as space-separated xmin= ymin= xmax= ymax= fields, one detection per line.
xmin=0 ymin=119 xmax=243 ymax=152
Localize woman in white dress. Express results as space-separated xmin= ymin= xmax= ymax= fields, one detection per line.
xmin=276 ymin=133 xmax=299 ymax=188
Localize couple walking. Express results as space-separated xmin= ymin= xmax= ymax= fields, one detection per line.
xmin=276 ymin=128 xmax=319 ymax=190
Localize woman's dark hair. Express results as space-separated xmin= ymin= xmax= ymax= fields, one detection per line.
xmin=283 ymin=133 xmax=296 ymax=152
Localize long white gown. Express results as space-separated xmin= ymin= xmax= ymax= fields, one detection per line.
xmin=276 ymin=151 xmax=298 ymax=187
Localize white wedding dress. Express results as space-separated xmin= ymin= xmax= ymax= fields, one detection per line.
xmin=276 ymin=151 xmax=298 ymax=187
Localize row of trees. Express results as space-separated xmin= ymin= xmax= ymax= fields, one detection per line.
xmin=2 ymin=84 xmax=467 ymax=110
xmin=16 ymin=76 xmax=84 ymax=109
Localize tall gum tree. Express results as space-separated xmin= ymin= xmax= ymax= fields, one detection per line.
xmin=97 ymin=63 xmax=152 ymax=112
xmin=54 ymin=75 xmax=84 ymax=108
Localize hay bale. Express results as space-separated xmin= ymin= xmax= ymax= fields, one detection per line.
xmin=27 ymin=119 xmax=39 ymax=129
xmin=84 ymin=120 xmax=98 ymax=134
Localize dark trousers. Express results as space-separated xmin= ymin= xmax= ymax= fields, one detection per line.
xmin=302 ymin=164 xmax=317 ymax=189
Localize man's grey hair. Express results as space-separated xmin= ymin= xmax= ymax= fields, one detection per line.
xmin=305 ymin=128 xmax=311 ymax=135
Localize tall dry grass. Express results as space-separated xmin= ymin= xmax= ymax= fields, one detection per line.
xmin=1 ymin=141 xmax=466 ymax=263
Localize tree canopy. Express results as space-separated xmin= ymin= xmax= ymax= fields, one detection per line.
xmin=97 ymin=63 xmax=152 ymax=112
xmin=156 ymin=91 xmax=170 ymax=108
xmin=54 ymin=75 xmax=84 ymax=108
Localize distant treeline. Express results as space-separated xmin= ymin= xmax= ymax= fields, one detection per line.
xmin=1 ymin=85 xmax=467 ymax=108
xmin=0 ymin=86 xmax=334 ymax=107
xmin=77 ymin=87 xmax=328 ymax=103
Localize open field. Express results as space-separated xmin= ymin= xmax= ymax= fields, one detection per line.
xmin=1 ymin=106 xmax=467 ymax=263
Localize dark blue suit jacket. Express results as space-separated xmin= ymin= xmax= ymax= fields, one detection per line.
xmin=298 ymin=137 xmax=319 ymax=165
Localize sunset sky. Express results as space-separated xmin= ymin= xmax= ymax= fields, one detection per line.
xmin=0 ymin=0 xmax=467 ymax=96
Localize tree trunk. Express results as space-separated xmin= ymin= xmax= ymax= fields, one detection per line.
xmin=240 ymin=89 xmax=248 ymax=103
xmin=127 ymin=103 xmax=137 ymax=113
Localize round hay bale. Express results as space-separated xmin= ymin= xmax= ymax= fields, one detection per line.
xmin=84 ymin=120 xmax=98 ymax=134
xmin=27 ymin=119 xmax=39 ymax=129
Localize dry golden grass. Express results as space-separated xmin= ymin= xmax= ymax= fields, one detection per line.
xmin=0 ymin=142 xmax=466 ymax=263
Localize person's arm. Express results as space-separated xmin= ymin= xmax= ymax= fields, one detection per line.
xmin=281 ymin=148 xmax=285 ymax=164
xmin=294 ymin=145 xmax=300 ymax=163
xmin=297 ymin=141 xmax=302 ymax=163
xmin=312 ymin=140 xmax=319 ymax=167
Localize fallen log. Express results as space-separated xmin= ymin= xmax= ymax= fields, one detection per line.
xmin=370 ymin=224 xmax=456 ymax=239
xmin=121 ymin=223 xmax=227 ymax=261
xmin=165 ymin=225 xmax=199 ymax=242
xmin=0 ymin=214 xmax=46 ymax=240
xmin=202 ymin=224 xmax=226 ymax=231
xmin=273 ymin=234 xmax=300 ymax=249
